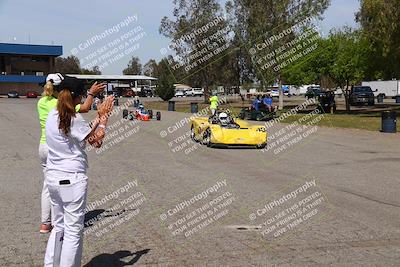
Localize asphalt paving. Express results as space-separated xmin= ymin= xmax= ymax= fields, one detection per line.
xmin=0 ymin=97 xmax=399 ymax=266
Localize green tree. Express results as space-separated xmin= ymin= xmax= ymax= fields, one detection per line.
xmin=143 ymin=59 xmax=158 ymax=77
xmin=55 ymin=56 xmax=81 ymax=74
xmin=81 ymin=65 xmax=102 ymax=75
xmin=55 ymin=55 xmax=101 ymax=75
xmin=155 ymin=59 xmax=176 ymax=101
xmin=228 ymin=0 xmax=331 ymax=109
xmin=282 ymin=37 xmax=333 ymax=86
xmin=329 ymin=29 xmax=371 ymax=112
xmin=226 ymin=0 xmax=257 ymax=85
xmin=160 ymin=0 xmax=228 ymax=101
xmin=283 ymin=28 xmax=372 ymax=113
xmin=123 ymin=56 xmax=142 ymax=75
xmin=357 ymin=0 xmax=400 ymax=79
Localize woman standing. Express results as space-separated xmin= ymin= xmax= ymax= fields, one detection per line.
xmin=43 ymin=76 xmax=114 ymax=267
xmin=37 ymin=74 xmax=104 ymax=233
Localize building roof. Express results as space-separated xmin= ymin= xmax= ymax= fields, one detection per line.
xmin=0 ymin=43 xmax=63 ymax=56
xmin=0 ymin=74 xmax=157 ymax=84
xmin=67 ymin=74 xmax=157 ymax=81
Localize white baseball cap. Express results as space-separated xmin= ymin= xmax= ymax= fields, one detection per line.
xmin=46 ymin=73 xmax=64 ymax=86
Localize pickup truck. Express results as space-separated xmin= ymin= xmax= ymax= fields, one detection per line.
xmin=349 ymin=86 xmax=375 ymax=106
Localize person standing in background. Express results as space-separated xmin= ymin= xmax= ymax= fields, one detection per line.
xmin=134 ymin=94 xmax=140 ymax=107
xmin=37 ymin=73 xmax=105 ymax=233
xmin=209 ymin=92 xmax=219 ymax=116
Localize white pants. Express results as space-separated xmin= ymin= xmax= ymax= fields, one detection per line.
xmin=39 ymin=143 xmax=52 ymax=224
xmin=211 ymin=108 xmax=216 ymax=116
xmin=44 ymin=170 xmax=88 ymax=267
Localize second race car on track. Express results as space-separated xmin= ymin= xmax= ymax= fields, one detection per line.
xmin=123 ymin=104 xmax=161 ymax=121
xmin=190 ymin=111 xmax=267 ymax=148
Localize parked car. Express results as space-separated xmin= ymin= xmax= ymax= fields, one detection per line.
xmin=175 ymin=90 xmax=186 ymax=97
xmin=270 ymin=90 xmax=279 ymax=97
xmin=185 ymin=88 xmax=204 ymax=97
xmin=7 ymin=91 xmax=19 ymax=98
xmin=267 ymin=89 xmax=290 ymax=97
xmin=26 ymin=91 xmax=39 ymax=98
xmin=349 ymin=86 xmax=375 ymax=106
xmin=305 ymin=86 xmax=323 ymax=99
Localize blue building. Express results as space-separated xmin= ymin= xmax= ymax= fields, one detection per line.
xmin=0 ymin=43 xmax=63 ymax=95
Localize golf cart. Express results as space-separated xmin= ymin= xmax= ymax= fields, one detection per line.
xmin=318 ymin=90 xmax=336 ymax=114
xmin=238 ymin=104 xmax=277 ymax=121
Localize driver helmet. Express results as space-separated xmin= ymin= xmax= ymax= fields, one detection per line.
xmin=138 ymin=104 xmax=144 ymax=109
xmin=219 ymin=112 xmax=229 ymax=126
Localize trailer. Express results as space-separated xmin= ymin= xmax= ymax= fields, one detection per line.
xmin=362 ymin=80 xmax=400 ymax=97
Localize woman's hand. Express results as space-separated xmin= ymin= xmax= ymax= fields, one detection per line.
xmin=89 ymin=82 xmax=106 ymax=96
xmin=87 ymin=96 xmax=114 ymax=148
xmin=97 ymin=95 xmax=115 ymax=119
xmin=78 ymin=82 xmax=107 ymax=113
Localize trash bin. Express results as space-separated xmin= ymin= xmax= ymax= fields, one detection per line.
xmin=190 ymin=102 xmax=198 ymax=113
xmin=377 ymin=94 xmax=384 ymax=103
xmin=168 ymin=101 xmax=175 ymax=111
xmin=381 ymin=111 xmax=397 ymax=133
xmin=395 ymin=95 xmax=400 ymax=104
xmin=114 ymin=98 xmax=119 ymax=106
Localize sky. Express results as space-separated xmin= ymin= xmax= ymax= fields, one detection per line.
xmin=0 ymin=0 xmax=360 ymax=74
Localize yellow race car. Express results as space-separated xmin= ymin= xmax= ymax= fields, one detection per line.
xmin=190 ymin=111 xmax=267 ymax=148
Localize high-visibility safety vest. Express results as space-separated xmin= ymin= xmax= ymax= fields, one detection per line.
xmin=37 ymin=96 xmax=81 ymax=144
xmin=209 ymin=95 xmax=218 ymax=109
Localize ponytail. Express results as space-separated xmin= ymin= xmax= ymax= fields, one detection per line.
xmin=57 ymin=89 xmax=76 ymax=135
xmin=42 ymin=81 xmax=54 ymax=97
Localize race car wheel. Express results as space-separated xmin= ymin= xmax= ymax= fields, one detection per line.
xmin=190 ymin=126 xmax=196 ymax=141
xmin=202 ymin=128 xmax=212 ymax=147
xmin=256 ymin=142 xmax=267 ymax=149
xmin=156 ymin=111 xmax=161 ymax=120
xmin=127 ymin=114 xmax=134 ymax=120
xmin=238 ymin=112 xmax=245 ymax=120
xmin=148 ymin=109 xmax=153 ymax=119
xmin=122 ymin=109 xmax=128 ymax=119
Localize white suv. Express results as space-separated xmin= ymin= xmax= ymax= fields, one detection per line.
xmin=185 ymin=88 xmax=204 ymax=97
xmin=175 ymin=90 xmax=185 ymax=97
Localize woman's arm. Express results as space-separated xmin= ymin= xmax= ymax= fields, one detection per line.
xmin=79 ymin=82 xmax=107 ymax=113
xmin=87 ymin=116 xmax=108 ymax=148
xmin=86 ymin=96 xmax=114 ymax=148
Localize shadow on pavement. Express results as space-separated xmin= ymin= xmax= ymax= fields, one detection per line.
xmin=84 ymin=209 xmax=106 ymax=228
xmin=84 ymin=249 xmax=150 ymax=267
xmin=84 ymin=209 xmax=137 ymax=228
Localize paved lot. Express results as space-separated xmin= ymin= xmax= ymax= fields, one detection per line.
xmin=0 ymin=98 xmax=400 ymax=266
